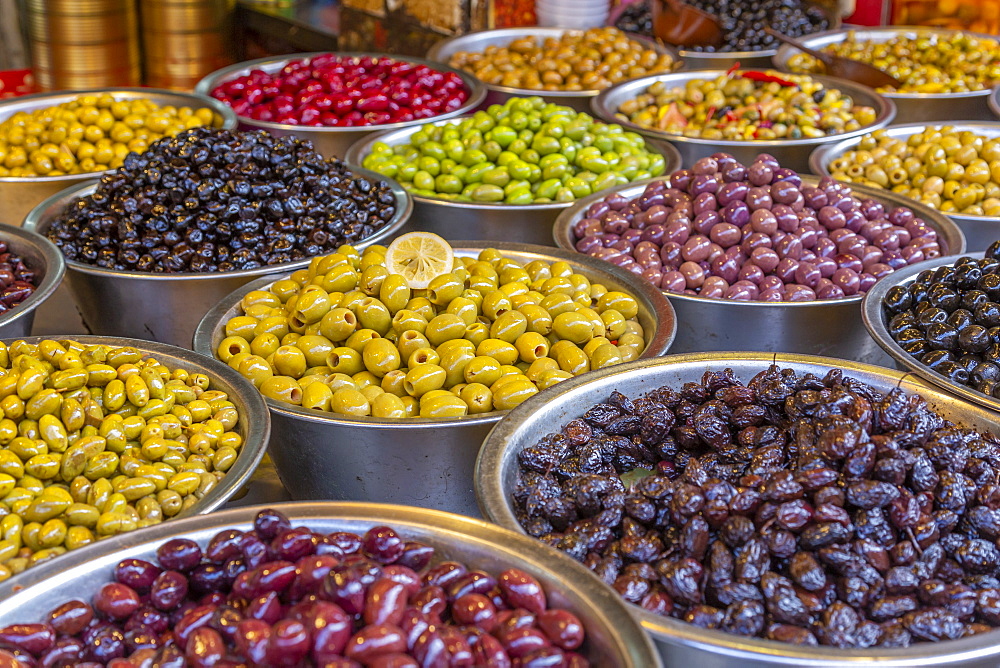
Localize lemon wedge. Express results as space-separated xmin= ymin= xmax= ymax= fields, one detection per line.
xmin=383 ymin=231 xmax=455 ymax=289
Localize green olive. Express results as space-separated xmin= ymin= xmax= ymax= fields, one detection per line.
xmin=320 ymin=308 xmax=358 ymax=342
xmin=379 ymin=274 xmax=412 ymax=315
xmin=362 ymin=339 xmax=402 ymax=378
xmin=404 ymin=364 xmax=447 ymax=397
xmin=330 ymin=388 xmax=370 ymax=417
xmin=425 ymin=314 xmax=467 ymax=347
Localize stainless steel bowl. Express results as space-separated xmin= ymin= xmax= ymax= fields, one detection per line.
xmin=22 ymin=169 xmax=411 ymax=347
xmin=192 ymin=241 xmax=677 ymax=516
xmin=989 ymin=86 xmax=1000 ymax=120
xmin=553 ymin=175 xmax=965 ymax=365
xmin=343 ymin=119 xmax=681 ymax=246
xmin=659 ymin=2 xmax=840 ymax=71
xmin=0 ymin=335 xmax=269 ymax=582
xmin=195 ymin=52 xmax=487 ymax=161
xmin=862 ymin=252 xmax=1000 ymax=413
xmin=476 ymin=352 xmax=1000 ymax=667
xmin=0 ymin=225 xmax=65 ymax=338
xmin=811 ymin=122 xmax=1000 ymax=253
xmin=773 ymin=27 xmax=999 ymax=124
xmin=0 ymin=87 xmax=236 ymax=228
xmin=425 ymin=27 xmax=681 ymax=114
xmin=591 ymin=70 xmax=895 ymax=174
xmin=0 ymin=501 xmax=662 ymax=668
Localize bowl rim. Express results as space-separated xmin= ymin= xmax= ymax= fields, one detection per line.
xmin=551 ymin=173 xmax=966 ymax=306
xmin=475 ymin=351 xmax=1000 ymax=666
xmin=342 ymin=115 xmax=682 ymax=211
xmin=989 ymin=87 xmax=1000 ymax=120
xmin=22 ymin=164 xmax=413 ymax=281
xmin=0 ymin=500 xmax=662 ymax=667
xmin=194 ymin=51 xmax=488 ymax=134
xmin=590 ymin=69 xmax=896 ymax=150
xmin=192 ymin=240 xmax=678 ymax=428
xmin=0 ymin=334 xmax=271 ymax=524
xmin=0 ymin=87 xmax=238 ymax=185
xmin=861 ymin=250 xmax=1000 ymax=413
xmin=0 ymin=224 xmax=66 ymax=332
xmin=772 ymin=26 xmax=1000 ymax=100
xmin=425 ymin=26 xmax=681 ymax=101
xmin=810 ymin=120 xmax=1000 ymax=223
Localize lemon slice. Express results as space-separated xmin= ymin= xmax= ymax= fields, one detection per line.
xmin=383 ymin=231 xmax=455 ymax=289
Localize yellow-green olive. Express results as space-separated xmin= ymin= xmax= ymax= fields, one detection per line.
xmin=392 ymin=309 xmax=428 ymax=335
xmin=477 ymin=338 xmax=519 ymax=366
xmin=404 ymin=364 xmax=447 ymax=397
xmin=425 ymin=314 xmax=467 ymax=347
xmin=330 ymin=388 xmax=370 ymax=416
xmin=419 ymin=394 xmax=468 ymax=418
xmin=319 ymin=308 xmax=358 ymax=343
xmin=327 ymin=347 xmax=364 ymax=376
xmin=492 ymin=377 xmax=538 ymax=411
xmin=371 ymin=393 xmax=406 ymax=418
xmin=362 ymin=339 xmax=402 ymax=377
xmin=514 ymin=332 xmax=550 ymax=363
xmin=490 ymin=311 xmax=528 ymax=344
xmin=407 ymin=347 xmax=441 ymax=368
xmin=272 ymin=346 xmax=307 ymax=378
xmin=379 ymin=274 xmax=411 ymax=314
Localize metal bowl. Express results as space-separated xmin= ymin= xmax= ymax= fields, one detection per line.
xmin=343 ymin=119 xmax=681 ymax=246
xmin=862 ymin=252 xmax=1000 ymax=413
xmin=591 ymin=70 xmax=895 ymax=174
xmin=989 ymin=86 xmax=1000 ymax=121
xmin=0 ymin=225 xmax=65 ymax=339
xmin=659 ymin=2 xmax=840 ymax=71
xmin=192 ymin=241 xmax=677 ymax=517
xmin=476 ymin=352 xmax=1000 ymax=667
xmin=811 ymin=122 xmax=1000 ymax=253
xmin=195 ymin=52 xmax=487 ymax=161
xmin=0 ymin=334 xmax=269 ymax=581
xmin=22 ymin=169 xmax=412 ymax=347
xmin=425 ymin=27 xmax=681 ymax=114
xmin=0 ymin=88 xmax=236 ymax=228
xmin=0 ymin=501 xmax=661 ymax=668
xmin=773 ymin=27 xmax=999 ymax=124
xmin=553 ymin=175 xmax=965 ymax=365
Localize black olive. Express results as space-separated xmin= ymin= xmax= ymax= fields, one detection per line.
xmin=958 ymin=324 xmax=991 ymax=354
xmin=921 ymin=349 xmax=956 ymax=370
xmin=962 ymin=289 xmax=989 ymax=311
xmin=976 ymin=302 xmax=1000 ymax=327
xmin=971 ymin=362 xmax=1000 ymax=386
xmin=947 ymin=308 xmax=974 ymax=330
xmin=916 ymin=307 xmax=948 ymax=329
xmin=924 ymin=322 xmax=959 ymax=351
xmin=883 ymin=285 xmax=912 ymax=314
xmin=888 ymin=312 xmax=918 ymax=337
xmin=937 ymin=361 xmax=971 ymax=384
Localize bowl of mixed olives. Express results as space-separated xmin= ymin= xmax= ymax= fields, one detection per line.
xmin=193 ymin=239 xmax=676 ymax=516
xmin=196 ymin=52 xmax=487 ymax=161
xmin=811 ymin=122 xmax=1000 ymax=253
xmin=477 ymin=352 xmax=1000 ymax=666
xmin=774 ymin=27 xmax=1000 ymax=124
xmin=345 ymin=96 xmax=680 ymax=246
xmin=863 ymin=243 xmax=1000 ymax=413
xmin=24 ymin=126 xmax=412 ymax=347
xmin=426 ymin=26 xmax=679 ymax=114
xmin=593 ymin=69 xmax=894 ymax=174
xmin=0 ymin=88 xmax=235 ymax=228
xmin=553 ymin=153 xmax=965 ymax=364
xmin=0 ymin=503 xmax=662 ymax=666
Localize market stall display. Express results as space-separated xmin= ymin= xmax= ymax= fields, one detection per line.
xmin=195 ymin=53 xmax=487 ymax=161
xmin=593 ymin=69 xmax=894 ymax=173
xmin=193 ymin=240 xmax=675 ymax=515
xmin=0 ymin=226 xmax=64 ymax=339
xmin=553 ymin=155 xmax=963 ymax=361
xmin=0 ymin=88 xmax=235 ymax=228
xmin=774 ymin=28 xmax=1000 ymax=123
xmin=427 ymin=26 xmax=679 ymax=113
xmin=25 ymin=127 xmax=411 ymax=346
xmin=811 ymin=123 xmax=1000 ymax=252
xmin=0 ymin=336 xmax=269 ymax=583
xmin=0 ymin=503 xmax=661 ymax=666
xmin=346 ymin=97 xmax=680 ymax=245
xmin=477 ymin=353 xmax=1000 ymax=665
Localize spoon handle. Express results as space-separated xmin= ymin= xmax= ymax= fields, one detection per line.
xmin=764 ymin=27 xmax=833 ymax=69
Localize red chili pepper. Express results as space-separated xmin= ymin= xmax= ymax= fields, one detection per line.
xmin=739 ymin=70 xmax=797 ymax=86
xmin=726 ymin=61 xmax=741 ymax=77
xmin=705 ymin=106 xmax=717 ymax=120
